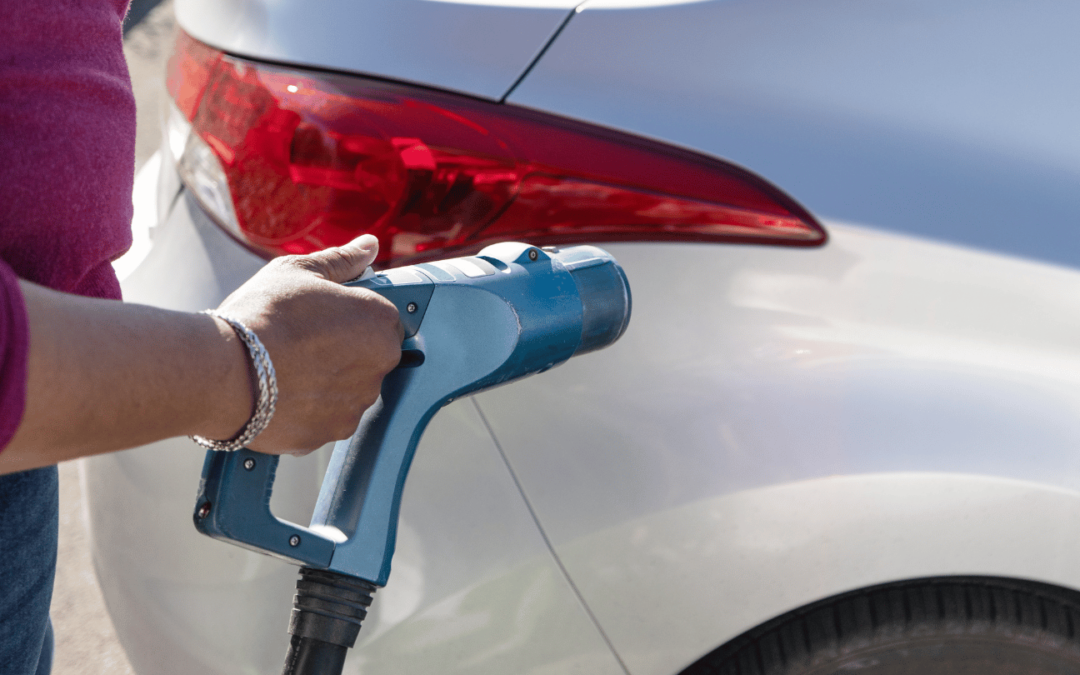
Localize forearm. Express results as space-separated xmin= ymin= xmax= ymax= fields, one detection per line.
xmin=0 ymin=235 xmax=402 ymax=474
xmin=0 ymin=280 xmax=251 ymax=474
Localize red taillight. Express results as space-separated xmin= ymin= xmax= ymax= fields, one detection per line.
xmin=166 ymin=31 xmax=221 ymax=120
xmin=167 ymin=32 xmax=825 ymax=266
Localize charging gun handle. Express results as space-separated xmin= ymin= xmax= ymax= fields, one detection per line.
xmin=310 ymin=354 xmax=442 ymax=584
xmin=281 ymin=362 xmax=441 ymax=675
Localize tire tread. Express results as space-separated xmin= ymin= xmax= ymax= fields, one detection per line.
xmin=680 ymin=577 xmax=1080 ymax=675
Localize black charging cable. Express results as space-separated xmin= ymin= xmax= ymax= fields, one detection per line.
xmin=280 ymin=567 xmax=376 ymax=675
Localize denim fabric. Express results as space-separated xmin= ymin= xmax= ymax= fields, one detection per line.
xmin=0 ymin=466 xmax=58 ymax=675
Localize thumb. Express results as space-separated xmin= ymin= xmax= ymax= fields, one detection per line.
xmin=299 ymin=234 xmax=380 ymax=283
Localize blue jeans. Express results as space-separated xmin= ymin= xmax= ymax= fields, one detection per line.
xmin=0 ymin=466 xmax=57 ymax=675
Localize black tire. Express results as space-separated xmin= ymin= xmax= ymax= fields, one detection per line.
xmin=680 ymin=577 xmax=1080 ymax=675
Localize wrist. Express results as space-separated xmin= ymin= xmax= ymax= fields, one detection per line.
xmin=192 ymin=311 xmax=278 ymax=451
xmin=196 ymin=312 xmax=258 ymax=441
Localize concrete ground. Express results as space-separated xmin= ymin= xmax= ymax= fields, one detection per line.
xmin=52 ymin=3 xmax=175 ymax=673
xmin=53 ymin=462 xmax=136 ymax=674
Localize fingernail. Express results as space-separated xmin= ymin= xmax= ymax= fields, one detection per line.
xmin=355 ymin=234 xmax=378 ymax=249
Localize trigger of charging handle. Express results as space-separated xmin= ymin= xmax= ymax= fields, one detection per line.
xmin=281 ymin=567 xmax=376 ymax=675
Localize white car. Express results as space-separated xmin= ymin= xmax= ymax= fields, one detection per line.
xmin=90 ymin=1 xmax=1080 ymax=673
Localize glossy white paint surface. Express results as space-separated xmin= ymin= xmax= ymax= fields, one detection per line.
xmin=176 ymin=0 xmax=572 ymax=100
xmin=510 ymin=0 xmax=1080 ymax=269
xmin=89 ymin=177 xmax=624 ymax=675
xmin=474 ymin=230 xmax=1080 ymax=671
xmin=479 ymin=232 xmax=1080 ymax=546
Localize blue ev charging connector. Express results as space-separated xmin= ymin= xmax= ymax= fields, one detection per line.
xmin=192 ymin=242 xmax=631 ymax=674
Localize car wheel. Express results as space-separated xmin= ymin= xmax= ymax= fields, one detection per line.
xmin=680 ymin=577 xmax=1080 ymax=675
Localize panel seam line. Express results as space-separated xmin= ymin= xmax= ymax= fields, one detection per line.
xmin=500 ymin=3 xmax=585 ymax=103
xmin=471 ymin=397 xmax=633 ymax=675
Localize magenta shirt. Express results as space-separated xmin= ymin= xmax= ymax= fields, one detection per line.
xmin=0 ymin=0 xmax=135 ymax=451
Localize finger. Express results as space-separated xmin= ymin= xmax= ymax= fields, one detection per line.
xmin=298 ymin=234 xmax=380 ymax=283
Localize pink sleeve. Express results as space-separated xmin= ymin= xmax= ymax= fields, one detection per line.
xmin=0 ymin=259 xmax=28 ymax=453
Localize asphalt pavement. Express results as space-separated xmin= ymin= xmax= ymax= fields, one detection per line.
xmin=52 ymin=3 xmax=175 ymax=672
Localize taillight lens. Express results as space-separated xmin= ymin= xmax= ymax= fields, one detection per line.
xmin=166 ymin=31 xmax=825 ymax=266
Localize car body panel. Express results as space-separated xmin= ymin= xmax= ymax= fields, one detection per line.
xmin=476 ymin=232 xmax=1080 ymax=546
xmin=510 ymin=0 xmax=1080 ymax=269
xmin=175 ymin=0 xmax=575 ymax=100
xmin=473 ymin=231 xmax=1080 ymax=673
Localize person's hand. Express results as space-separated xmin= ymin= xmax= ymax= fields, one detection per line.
xmin=211 ymin=234 xmax=404 ymax=455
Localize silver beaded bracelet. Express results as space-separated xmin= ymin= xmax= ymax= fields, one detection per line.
xmin=191 ymin=310 xmax=279 ymax=452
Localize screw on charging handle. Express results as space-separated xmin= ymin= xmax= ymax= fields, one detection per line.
xmin=193 ymin=242 xmax=632 ymax=675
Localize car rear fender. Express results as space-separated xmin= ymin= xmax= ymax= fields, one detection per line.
xmin=472 ymin=232 xmax=1080 ymax=674
xmin=549 ymin=473 xmax=1080 ymax=675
